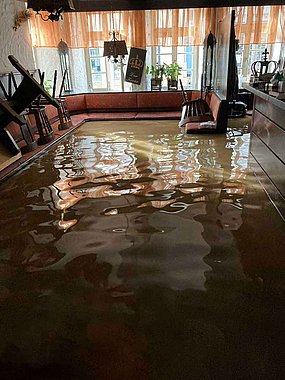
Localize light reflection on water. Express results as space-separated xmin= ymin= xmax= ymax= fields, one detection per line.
xmin=0 ymin=121 xmax=285 ymax=379
xmin=1 ymin=122 xmax=252 ymax=291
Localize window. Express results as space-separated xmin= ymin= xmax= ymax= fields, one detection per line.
xmin=89 ymin=48 xmax=107 ymax=90
xmin=154 ymin=45 xmax=196 ymax=89
xmin=157 ymin=46 xmax=172 ymax=66
xmin=177 ymin=46 xmax=194 ymax=89
xmin=88 ymin=48 xmax=132 ymax=92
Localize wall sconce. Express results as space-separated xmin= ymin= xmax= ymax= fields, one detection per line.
xmin=103 ymin=31 xmax=128 ymax=63
xmin=27 ymin=0 xmax=75 ymax=22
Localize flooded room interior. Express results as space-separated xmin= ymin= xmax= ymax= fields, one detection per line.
xmin=0 ymin=1 xmax=285 ymax=379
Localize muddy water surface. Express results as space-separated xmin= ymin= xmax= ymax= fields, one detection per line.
xmin=0 ymin=120 xmax=284 ymax=380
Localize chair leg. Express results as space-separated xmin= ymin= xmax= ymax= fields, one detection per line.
xmin=58 ymin=99 xmax=73 ymax=131
xmin=20 ymin=119 xmax=38 ymax=153
xmin=32 ymin=107 xmax=55 ymax=145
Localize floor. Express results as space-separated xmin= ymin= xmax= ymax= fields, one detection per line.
xmin=0 ymin=119 xmax=284 ymax=380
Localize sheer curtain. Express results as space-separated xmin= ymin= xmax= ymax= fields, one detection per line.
xmin=29 ymin=6 xmax=285 ymax=48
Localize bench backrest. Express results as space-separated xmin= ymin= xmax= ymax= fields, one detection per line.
xmin=206 ymin=92 xmax=228 ymax=132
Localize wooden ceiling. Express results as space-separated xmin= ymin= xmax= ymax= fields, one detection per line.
xmin=70 ymin=0 xmax=285 ymax=11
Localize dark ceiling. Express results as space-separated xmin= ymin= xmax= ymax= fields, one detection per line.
xmin=70 ymin=0 xmax=285 ymax=11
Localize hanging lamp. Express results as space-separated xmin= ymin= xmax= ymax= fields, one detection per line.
xmin=103 ymin=8 xmax=128 ymax=63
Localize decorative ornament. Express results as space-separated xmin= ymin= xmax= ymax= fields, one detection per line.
xmin=13 ymin=9 xmax=33 ymax=31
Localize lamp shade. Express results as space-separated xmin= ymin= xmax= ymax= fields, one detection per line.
xmin=27 ymin=0 xmax=75 ymax=11
xmin=103 ymin=40 xmax=128 ymax=58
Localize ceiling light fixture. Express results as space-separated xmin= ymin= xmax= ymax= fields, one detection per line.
xmin=27 ymin=0 xmax=75 ymax=22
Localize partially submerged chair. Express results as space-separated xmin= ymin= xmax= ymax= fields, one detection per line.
xmin=0 ymin=74 xmax=37 ymax=153
xmin=0 ymin=55 xmax=61 ymax=150
xmin=178 ymin=80 xmax=213 ymax=128
xmin=38 ymin=69 xmax=73 ymax=131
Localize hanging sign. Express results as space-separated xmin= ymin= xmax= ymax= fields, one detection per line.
xmin=125 ymin=47 xmax=147 ymax=85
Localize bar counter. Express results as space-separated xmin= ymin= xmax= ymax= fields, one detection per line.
xmin=243 ymin=83 xmax=285 ymax=219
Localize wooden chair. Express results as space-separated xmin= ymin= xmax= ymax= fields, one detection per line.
xmin=37 ymin=69 xmax=73 ymax=130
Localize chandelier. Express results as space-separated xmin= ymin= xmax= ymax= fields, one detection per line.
xmin=103 ymin=9 xmax=127 ymax=63
xmin=27 ymin=0 xmax=75 ymax=22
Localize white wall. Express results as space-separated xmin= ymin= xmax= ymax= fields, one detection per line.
xmin=33 ymin=47 xmax=89 ymax=94
xmin=69 ymin=49 xmax=89 ymax=93
xmin=0 ymin=0 xmax=35 ymax=73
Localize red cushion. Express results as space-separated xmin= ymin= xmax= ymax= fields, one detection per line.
xmin=5 ymin=121 xmax=22 ymax=142
xmin=209 ymin=94 xmax=221 ymax=121
xmin=85 ymin=93 xmax=137 ymax=110
xmin=45 ymin=105 xmax=59 ymax=121
xmin=65 ymin=95 xmax=87 ymax=113
xmin=87 ymin=112 xmax=137 ymax=120
xmin=137 ymin=92 xmax=182 ymax=110
xmin=70 ymin=113 xmax=89 ymax=125
xmin=189 ymin=91 xmax=201 ymax=101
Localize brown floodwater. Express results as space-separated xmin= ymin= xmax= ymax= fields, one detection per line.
xmin=0 ymin=120 xmax=284 ymax=380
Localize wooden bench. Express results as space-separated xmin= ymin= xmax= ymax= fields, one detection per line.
xmin=181 ymin=92 xmax=228 ymax=134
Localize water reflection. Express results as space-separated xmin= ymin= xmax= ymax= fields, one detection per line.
xmin=0 ymin=120 xmax=284 ymax=379
xmin=34 ymin=123 xmax=250 ymax=294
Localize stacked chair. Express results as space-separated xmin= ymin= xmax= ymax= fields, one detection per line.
xmin=0 ymin=55 xmax=60 ymax=153
xmin=37 ymin=69 xmax=73 ymax=131
xmin=0 ymin=55 xmax=73 ymax=159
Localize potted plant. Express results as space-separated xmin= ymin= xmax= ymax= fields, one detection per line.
xmin=146 ymin=63 xmax=165 ymax=91
xmin=43 ymin=79 xmax=53 ymax=95
xmin=165 ymin=62 xmax=182 ymax=90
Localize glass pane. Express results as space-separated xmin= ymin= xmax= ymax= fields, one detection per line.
xmin=91 ymin=73 xmax=107 ymax=89
xmin=177 ymin=46 xmax=193 ymax=54
xmin=108 ymin=63 xmax=123 ymax=91
xmin=157 ymin=46 xmax=172 ymax=55
xmin=90 ymin=57 xmax=106 ymax=73
xmin=177 ymin=53 xmax=193 ymax=75
xmin=158 ymin=55 xmax=172 ymax=65
xmin=90 ymin=48 xmax=99 ymax=57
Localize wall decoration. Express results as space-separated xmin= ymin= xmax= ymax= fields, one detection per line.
xmin=13 ymin=9 xmax=33 ymax=31
xmin=125 ymin=48 xmax=146 ymax=85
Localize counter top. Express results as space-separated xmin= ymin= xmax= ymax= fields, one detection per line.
xmin=243 ymin=83 xmax=285 ymax=111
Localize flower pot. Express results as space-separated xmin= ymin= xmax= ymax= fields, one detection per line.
xmin=151 ymin=78 xmax=162 ymax=91
xmin=167 ymin=79 xmax=178 ymax=91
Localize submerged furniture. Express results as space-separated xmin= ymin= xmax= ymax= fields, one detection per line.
xmin=0 ymin=56 xmax=60 ymax=154
xmin=28 ymin=106 xmax=55 ymax=145
xmin=64 ymin=90 xmax=190 ymax=120
xmin=183 ymin=92 xmax=228 ymax=134
xmin=0 ymin=95 xmax=38 ymax=153
xmin=179 ymin=80 xmax=213 ymax=127
xmin=38 ymin=69 xmax=73 ymax=131
xmin=0 ymin=128 xmax=21 ymax=172
xmin=0 ymin=99 xmax=22 ymax=171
